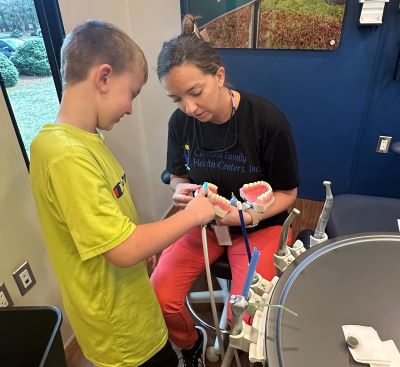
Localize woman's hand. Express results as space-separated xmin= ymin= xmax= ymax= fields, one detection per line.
xmin=172 ymin=182 xmax=202 ymax=208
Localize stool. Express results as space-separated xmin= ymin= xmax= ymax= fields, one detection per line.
xmin=186 ymin=251 xmax=232 ymax=362
xmin=326 ymin=194 xmax=400 ymax=238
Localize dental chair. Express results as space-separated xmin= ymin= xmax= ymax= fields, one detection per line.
xmin=160 ymin=169 xmax=232 ymax=362
xmin=326 ymin=141 xmax=400 ymax=238
xmin=326 ymin=194 xmax=400 ymax=238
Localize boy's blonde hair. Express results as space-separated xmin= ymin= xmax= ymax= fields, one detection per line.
xmin=60 ymin=20 xmax=147 ymax=87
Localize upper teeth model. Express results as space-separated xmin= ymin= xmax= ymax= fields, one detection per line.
xmin=239 ymin=181 xmax=274 ymax=213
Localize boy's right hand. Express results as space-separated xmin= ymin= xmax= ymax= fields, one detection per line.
xmin=173 ymin=183 xmax=202 ymax=208
xmin=185 ymin=190 xmax=215 ymax=226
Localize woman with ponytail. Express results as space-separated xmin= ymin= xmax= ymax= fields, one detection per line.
xmin=151 ymin=15 xmax=299 ymax=367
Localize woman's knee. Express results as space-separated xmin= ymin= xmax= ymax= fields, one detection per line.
xmin=151 ymin=275 xmax=185 ymax=314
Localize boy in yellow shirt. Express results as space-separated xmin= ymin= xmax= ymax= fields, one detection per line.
xmin=30 ymin=20 xmax=214 ymax=367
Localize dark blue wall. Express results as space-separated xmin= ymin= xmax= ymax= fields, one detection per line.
xmin=195 ymin=1 xmax=400 ymax=200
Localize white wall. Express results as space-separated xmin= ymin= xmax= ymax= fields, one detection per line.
xmin=58 ymin=0 xmax=181 ymax=223
xmin=0 ymin=91 xmax=73 ymax=342
xmin=0 ymin=0 xmax=181 ymax=347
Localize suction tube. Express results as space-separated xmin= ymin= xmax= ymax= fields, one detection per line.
xmin=201 ymin=225 xmax=225 ymax=359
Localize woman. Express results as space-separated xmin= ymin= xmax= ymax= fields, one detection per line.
xmin=151 ymin=15 xmax=300 ymax=367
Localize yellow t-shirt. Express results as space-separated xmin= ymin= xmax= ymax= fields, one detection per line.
xmin=30 ymin=124 xmax=167 ymax=367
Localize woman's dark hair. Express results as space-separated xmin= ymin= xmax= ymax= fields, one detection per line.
xmin=157 ymin=15 xmax=223 ymax=80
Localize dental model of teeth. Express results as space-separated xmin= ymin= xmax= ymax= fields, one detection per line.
xmin=198 ymin=182 xmax=231 ymax=218
xmin=207 ymin=192 xmax=231 ymax=218
xmin=239 ymin=181 xmax=274 ymax=213
xmin=206 ymin=182 xmax=218 ymax=194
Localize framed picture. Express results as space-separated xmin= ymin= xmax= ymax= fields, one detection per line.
xmin=180 ymin=0 xmax=346 ymax=50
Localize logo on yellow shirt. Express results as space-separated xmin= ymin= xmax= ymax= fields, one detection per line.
xmin=113 ymin=174 xmax=126 ymax=198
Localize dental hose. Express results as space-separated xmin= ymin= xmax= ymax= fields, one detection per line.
xmin=201 ymin=224 xmax=226 ymax=360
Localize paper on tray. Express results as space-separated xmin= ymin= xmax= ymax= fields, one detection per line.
xmin=342 ymin=325 xmax=390 ymax=365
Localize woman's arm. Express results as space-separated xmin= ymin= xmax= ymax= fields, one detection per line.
xmin=259 ymin=187 xmax=297 ymax=220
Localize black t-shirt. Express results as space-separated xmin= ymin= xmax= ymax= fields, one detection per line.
xmin=167 ymin=91 xmax=300 ymax=230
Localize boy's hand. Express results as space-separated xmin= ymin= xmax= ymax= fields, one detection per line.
xmin=173 ymin=183 xmax=202 ymax=208
xmin=185 ymin=190 xmax=215 ymax=225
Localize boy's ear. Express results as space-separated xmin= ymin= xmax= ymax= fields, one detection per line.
xmin=95 ymin=64 xmax=113 ymax=92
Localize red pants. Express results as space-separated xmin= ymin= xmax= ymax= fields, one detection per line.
xmin=150 ymin=225 xmax=292 ymax=349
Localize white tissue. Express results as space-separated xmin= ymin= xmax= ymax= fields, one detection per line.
xmin=342 ymin=325 xmax=390 ymax=365
xmin=371 ymin=340 xmax=400 ymax=367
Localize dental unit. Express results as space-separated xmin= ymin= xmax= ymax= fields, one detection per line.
xmin=198 ymin=180 xmax=333 ymax=366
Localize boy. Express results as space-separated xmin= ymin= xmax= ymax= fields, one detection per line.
xmin=30 ymin=20 xmax=214 ymax=367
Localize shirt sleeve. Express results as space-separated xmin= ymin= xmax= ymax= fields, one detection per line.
xmin=166 ymin=110 xmax=187 ymax=176
xmin=47 ymin=152 xmax=135 ymax=260
xmin=262 ymin=110 xmax=300 ymax=191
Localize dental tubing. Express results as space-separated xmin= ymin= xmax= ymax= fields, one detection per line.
xmin=201 ymin=225 xmax=225 ymax=360
xmin=236 ymin=201 xmax=252 ymax=262
xmin=241 ymin=248 xmax=260 ymax=298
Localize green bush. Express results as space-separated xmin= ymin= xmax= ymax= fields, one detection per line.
xmin=0 ymin=53 xmax=19 ymax=87
xmin=10 ymin=39 xmax=51 ymax=77
xmin=10 ymin=29 xmax=23 ymax=38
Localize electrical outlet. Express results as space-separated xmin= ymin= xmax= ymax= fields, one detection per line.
xmin=0 ymin=283 xmax=14 ymax=307
xmin=376 ymin=136 xmax=392 ymax=153
xmin=13 ymin=261 xmax=36 ymax=296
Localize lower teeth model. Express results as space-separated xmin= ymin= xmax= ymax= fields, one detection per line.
xmin=239 ymin=181 xmax=274 ymax=213
xmin=207 ymin=192 xmax=231 ymax=218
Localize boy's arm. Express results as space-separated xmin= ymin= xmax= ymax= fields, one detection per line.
xmin=104 ymin=194 xmax=214 ymax=267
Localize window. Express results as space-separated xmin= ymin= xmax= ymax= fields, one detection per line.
xmin=0 ymin=0 xmax=64 ymax=164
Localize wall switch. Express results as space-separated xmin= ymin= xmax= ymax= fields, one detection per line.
xmin=13 ymin=261 xmax=36 ymax=296
xmin=376 ymin=135 xmax=392 ymax=153
xmin=0 ymin=283 xmax=14 ymax=307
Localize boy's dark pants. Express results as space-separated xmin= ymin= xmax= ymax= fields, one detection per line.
xmin=139 ymin=341 xmax=178 ymax=367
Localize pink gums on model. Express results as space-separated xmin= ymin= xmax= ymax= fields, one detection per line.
xmin=240 ymin=181 xmax=274 ymax=213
